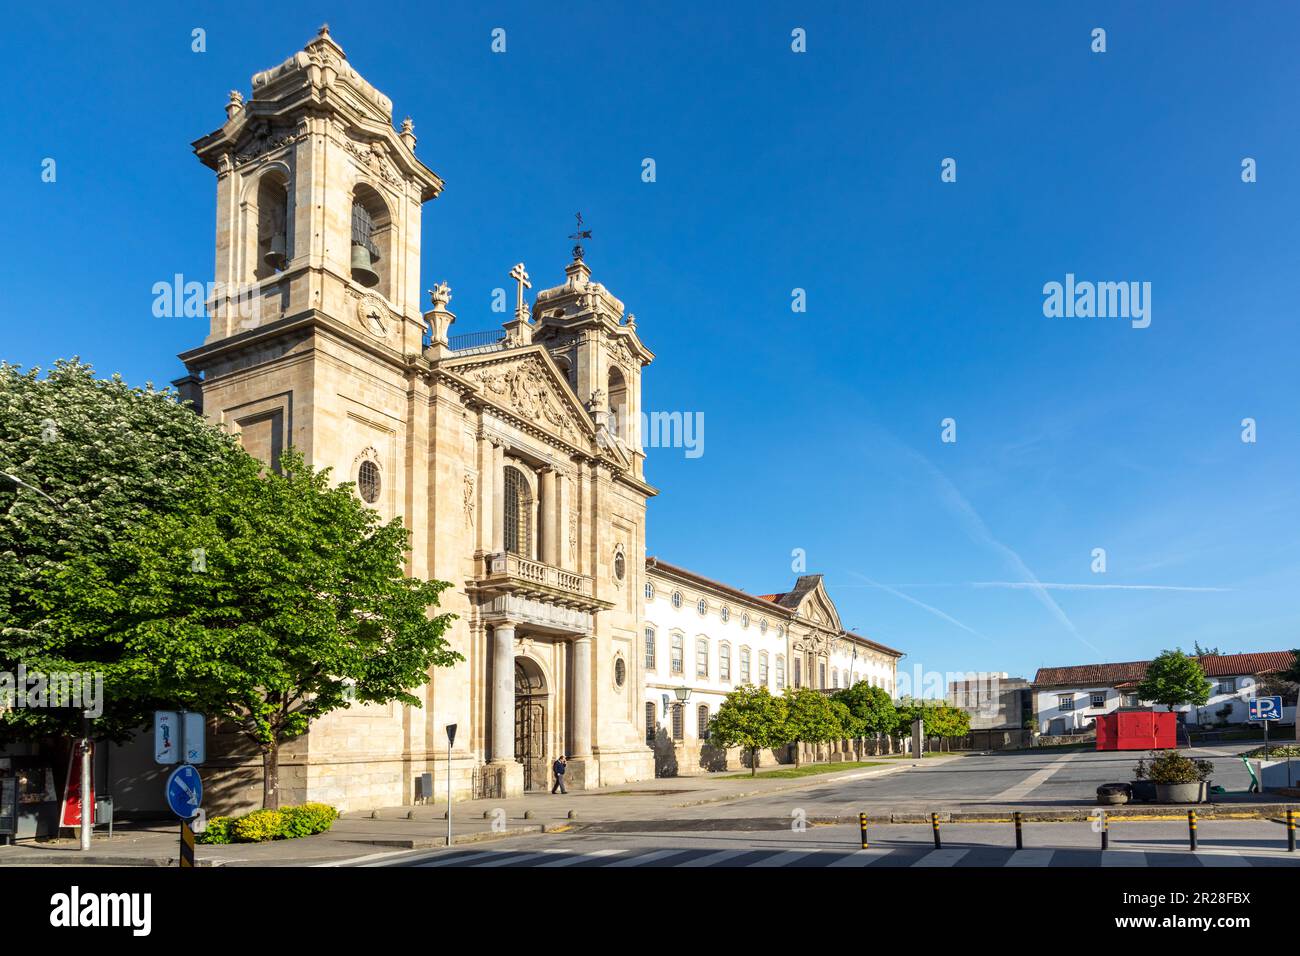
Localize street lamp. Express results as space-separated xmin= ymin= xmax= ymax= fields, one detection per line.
xmin=674 ymin=686 xmax=692 ymax=704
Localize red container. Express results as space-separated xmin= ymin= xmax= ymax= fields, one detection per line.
xmin=1096 ymin=710 xmax=1176 ymax=750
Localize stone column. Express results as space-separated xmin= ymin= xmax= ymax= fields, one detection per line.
xmin=476 ymin=434 xmax=493 ymax=553
xmin=571 ymin=637 xmax=593 ymax=756
xmin=491 ymin=623 xmax=516 ymax=763
xmin=491 ymin=442 xmax=504 ymax=552
xmin=539 ymin=467 xmax=556 ymax=565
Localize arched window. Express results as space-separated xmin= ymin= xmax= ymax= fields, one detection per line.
xmin=696 ymin=598 xmax=707 ymax=616
xmin=832 ymin=669 xmax=839 ymax=689
xmin=607 ymin=365 xmax=628 ymax=440
xmin=776 ymin=655 xmax=786 ymax=690
xmin=670 ymin=632 xmax=683 ymax=675
xmin=720 ymin=605 xmax=729 ymax=623
xmin=696 ymin=638 xmax=709 ymax=678
xmin=645 ymin=702 xmax=656 ymax=744
xmin=645 ymin=581 xmax=655 ymax=601
xmin=350 ymin=184 xmax=392 ymax=298
xmin=671 ymin=591 xmax=683 ymax=609
xmin=697 ymin=704 xmax=710 ymax=739
xmin=719 ymin=643 xmax=731 ymax=682
xmin=254 ymin=170 xmax=290 ymax=281
xmin=759 ymin=651 xmax=769 ymax=687
xmin=671 ymin=703 xmax=684 ymax=741
xmin=503 ymin=466 xmax=532 ymax=557
xmin=644 ymin=627 xmax=656 ymax=671
xmin=740 ymin=647 xmax=751 ymax=684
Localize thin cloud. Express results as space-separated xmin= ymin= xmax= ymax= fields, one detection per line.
xmin=844 ymin=573 xmax=989 ymax=641
xmin=972 ymin=582 xmax=1231 ymax=593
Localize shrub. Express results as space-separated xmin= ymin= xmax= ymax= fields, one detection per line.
xmin=231 ymin=809 xmax=287 ymax=842
xmin=280 ymin=802 xmax=340 ymax=838
xmin=196 ymin=816 xmax=233 ymax=845
xmin=1146 ymin=750 xmax=1214 ymax=785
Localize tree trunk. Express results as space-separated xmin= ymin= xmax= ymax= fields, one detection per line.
xmin=262 ymin=739 xmax=280 ymax=810
xmin=794 ymin=741 xmax=801 ymax=768
xmin=751 ymin=747 xmax=757 ymax=777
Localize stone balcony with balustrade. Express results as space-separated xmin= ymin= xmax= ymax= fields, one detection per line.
xmin=469 ymin=551 xmax=611 ymax=618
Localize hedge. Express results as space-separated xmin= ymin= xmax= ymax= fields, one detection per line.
xmin=195 ymin=803 xmax=339 ymax=845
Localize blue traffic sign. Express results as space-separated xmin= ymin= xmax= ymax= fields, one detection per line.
xmin=1249 ymin=696 xmax=1284 ymax=721
xmin=165 ymin=764 xmax=203 ymax=819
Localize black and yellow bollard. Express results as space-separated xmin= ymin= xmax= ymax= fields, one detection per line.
xmin=1188 ymin=809 xmax=1198 ymax=852
xmin=1287 ymin=809 xmax=1296 ymax=852
xmin=930 ymin=812 xmax=942 ymax=849
xmin=1099 ymin=810 xmax=1109 ymax=851
xmin=179 ymin=819 xmax=196 ymax=868
xmin=1014 ymin=811 xmax=1023 ymax=850
xmin=859 ymin=812 xmax=869 ymax=850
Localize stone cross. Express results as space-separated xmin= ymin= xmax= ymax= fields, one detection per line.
xmin=509 ymin=262 xmax=531 ymax=321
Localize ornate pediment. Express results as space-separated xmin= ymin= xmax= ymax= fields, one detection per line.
xmin=456 ymin=351 xmax=592 ymax=447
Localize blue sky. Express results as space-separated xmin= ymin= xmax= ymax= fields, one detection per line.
xmin=3 ymin=1 xmax=1298 ymax=684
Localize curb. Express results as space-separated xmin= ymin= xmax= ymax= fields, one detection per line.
xmin=670 ymin=762 xmax=917 ymax=809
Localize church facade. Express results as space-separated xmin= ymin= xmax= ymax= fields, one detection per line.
xmin=168 ymin=28 xmax=901 ymax=812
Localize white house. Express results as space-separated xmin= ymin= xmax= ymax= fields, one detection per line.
xmin=1031 ymin=652 xmax=1295 ymax=735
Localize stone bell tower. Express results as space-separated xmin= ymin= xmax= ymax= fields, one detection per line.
xmin=532 ymin=231 xmax=654 ymax=481
xmin=181 ymin=25 xmax=442 ymax=471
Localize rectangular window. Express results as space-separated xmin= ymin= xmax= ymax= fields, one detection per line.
xmin=776 ymin=656 xmax=785 ymax=690
xmin=1218 ymin=678 xmax=1236 ymax=694
xmin=740 ymin=647 xmax=751 ymax=684
xmin=794 ymin=657 xmax=802 ymax=688
xmin=1058 ymin=694 xmax=1074 ymax=711
xmin=645 ymin=702 xmax=656 ymax=745
xmin=644 ymin=628 xmax=656 ymax=671
xmin=1090 ymin=692 xmax=1106 ymax=708
xmin=720 ymin=646 xmax=731 ymax=682
xmin=671 ymin=634 xmax=683 ymax=675
xmin=696 ymin=640 xmax=708 ymax=678
xmin=759 ymin=652 xmax=769 ymax=687
xmin=671 ymin=703 xmax=684 ymax=741
xmin=1124 ymin=694 xmax=1140 ymax=707
xmin=697 ymin=705 xmax=709 ymax=739
xmin=819 ymin=663 xmax=826 ymax=689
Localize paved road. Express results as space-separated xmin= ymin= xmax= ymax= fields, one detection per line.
xmin=370 ymin=819 xmax=1300 ymax=868
xmin=669 ymin=744 xmax=1266 ymax=818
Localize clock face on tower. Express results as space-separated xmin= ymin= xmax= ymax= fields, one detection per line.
xmin=357 ymin=292 xmax=387 ymax=339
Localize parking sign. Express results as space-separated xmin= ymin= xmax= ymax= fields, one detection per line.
xmin=1249 ymin=696 xmax=1283 ymax=721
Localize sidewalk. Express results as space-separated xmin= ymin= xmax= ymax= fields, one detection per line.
xmin=0 ymin=761 xmax=915 ymax=867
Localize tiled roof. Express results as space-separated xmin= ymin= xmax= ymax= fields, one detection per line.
xmin=1033 ymin=651 xmax=1295 ymax=687
xmin=755 ymin=593 xmax=783 ymax=603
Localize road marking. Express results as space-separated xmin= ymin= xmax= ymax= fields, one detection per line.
xmin=912 ymin=848 xmax=969 ymax=867
xmin=319 ymin=847 xmax=436 ymax=867
xmin=1195 ymin=851 xmax=1251 ymax=867
xmin=994 ymin=753 xmax=1079 ymax=801
xmin=1101 ymin=850 xmax=1146 ymax=867
xmin=826 ymin=849 xmax=895 ymax=867
xmin=748 ymin=849 xmax=818 ymax=867
xmin=1005 ymin=849 xmax=1054 ymax=867
xmin=412 ymin=848 xmax=511 ymax=867
xmin=606 ymin=848 xmax=688 ymax=868
xmin=469 ymin=850 xmax=557 ymax=867
xmin=674 ymin=849 xmax=752 ymax=867
xmin=534 ymin=848 xmax=624 ymax=867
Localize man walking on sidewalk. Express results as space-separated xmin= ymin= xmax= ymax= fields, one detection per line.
xmin=551 ymin=754 xmax=568 ymax=794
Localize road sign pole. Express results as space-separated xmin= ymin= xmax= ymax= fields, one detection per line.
xmin=1264 ymin=717 xmax=1270 ymax=759
xmin=79 ymin=717 xmax=91 ymax=852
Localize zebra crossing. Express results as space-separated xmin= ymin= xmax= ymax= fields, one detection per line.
xmin=397 ymin=843 xmax=1300 ymax=869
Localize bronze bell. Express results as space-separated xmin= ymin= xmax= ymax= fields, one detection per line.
xmin=351 ymin=242 xmax=379 ymax=288
xmin=264 ymin=232 xmax=287 ymax=271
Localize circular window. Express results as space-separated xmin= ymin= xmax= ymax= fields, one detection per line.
xmin=720 ymin=605 xmax=729 ymax=623
xmin=671 ymin=591 xmax=683 ymax=609
xmin=759 ymin=619 xmax=768 ymax=635
xmin=614 ymin=551 xmax=626 ymax=581
xmin=645 ymin=582 xmax=655 ymax=601
xmin=358 ymin=460 xmax=381 ymax=503
xmin=614 ymin=657 xmax=626 ymax=688
xmin=697 ymin=598 xmax=707 ymax=616
xmin=740 ymin=612 xmax=750 ymax=629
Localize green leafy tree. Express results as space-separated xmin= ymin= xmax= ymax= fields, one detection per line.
xmin=833 ymin=681 xmax=896 ymax=737
xmin=709 ymin=685 xmax=790 ymax=776
xmin=1136 ymin=649 xmax=1212 ymax=713
xmin=783 ymin=686 xmax=843 ymax=766
xmin=1280 ymin=650 xmax=1300 ymax=687
xmin=43 ymin=449 xmax=460 ymax=808
xmin=0 ymin=359 xmax=244 ymax=743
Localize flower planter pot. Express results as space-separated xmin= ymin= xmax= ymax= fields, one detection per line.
xmin=1154 ymin=782 xmax=1202 ymax=804
xmin=1130 ymin=780 xmax=1157 ymax=803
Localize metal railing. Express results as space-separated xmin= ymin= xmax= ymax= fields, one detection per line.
xmin=448 ymin=330 xmax=506 ymax=353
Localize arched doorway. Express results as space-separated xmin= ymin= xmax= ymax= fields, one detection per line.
xmin=514 ymin=658 xmax=548 ymax=791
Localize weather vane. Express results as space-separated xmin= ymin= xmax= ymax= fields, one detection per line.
xmin=569 ymin=212 xmax=592 ymax=262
